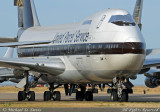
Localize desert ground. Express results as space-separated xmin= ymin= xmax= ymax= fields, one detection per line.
xmin=0 ymin=86 xmax=160 ymax=108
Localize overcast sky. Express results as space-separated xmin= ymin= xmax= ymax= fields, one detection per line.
xmin=0 ymin=0 xmax=160 ymax=85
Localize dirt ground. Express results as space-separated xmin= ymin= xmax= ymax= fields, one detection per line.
xmin=0 ymin=86 xmax=159 ymax=94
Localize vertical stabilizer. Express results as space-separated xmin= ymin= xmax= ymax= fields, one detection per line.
xmin=14 ymin=0 xmax=40 ymax=29
xmin=133 ymin=0 xmax=143 ymax=30
xmin=3 ymin=48 xmax=14 ymax=58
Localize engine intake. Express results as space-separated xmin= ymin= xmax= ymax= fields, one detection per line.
xmin=145 ymin=77 xmax=160 ymax=88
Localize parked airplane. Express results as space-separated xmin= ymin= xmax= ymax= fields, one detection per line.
xmin=0 ymin=0 xmax=160 ymax=102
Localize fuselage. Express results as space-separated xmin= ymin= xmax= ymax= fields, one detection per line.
xmin=17 ymin=9 xmax=146 ymax=84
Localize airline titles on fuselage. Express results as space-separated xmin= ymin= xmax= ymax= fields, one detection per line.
xmin=54 ymin=30 xmax=90 ymax=44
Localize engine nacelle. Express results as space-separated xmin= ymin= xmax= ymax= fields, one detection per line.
xmin=145 ymin=77 xmax=160 ymax=88
xmin=0 ymin=78 xmax=7 ymax=83
xmin=13 ymin=69 xmax=24 ymax=78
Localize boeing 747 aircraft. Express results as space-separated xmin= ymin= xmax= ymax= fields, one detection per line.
xmin=0 ymin=0 xmax=160 ymax=102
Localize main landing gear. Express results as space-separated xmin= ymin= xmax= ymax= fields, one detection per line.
xmin=76 ymin=85 xmax=93 ymax=101
xmin=107 ymin=78 xmax=133 ymax=102
xmin=18 ymin=71 xmax=35 ymax=101
xmin=44 ymin=83 xmax=62 ymax=101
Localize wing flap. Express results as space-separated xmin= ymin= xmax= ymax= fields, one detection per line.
xmin=0 ymin=58 xmax=65 ymax=76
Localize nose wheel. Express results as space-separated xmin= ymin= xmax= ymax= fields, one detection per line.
xmin=108 ymin=78 xmax=133 ymax=102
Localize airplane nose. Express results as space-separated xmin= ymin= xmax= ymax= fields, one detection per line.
xmin=123 ymin=42 xmax=145 ymax=54
xmin=109 ymin=42 xmax=145 ymax=73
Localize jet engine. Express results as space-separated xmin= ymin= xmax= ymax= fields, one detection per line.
xmin=145 ymin=72 xmax=160 ymax=88
xmin=0 ymin=78 xmax=7 ymax=83
xmin=13 ymin=69 xmax=24 ymax=78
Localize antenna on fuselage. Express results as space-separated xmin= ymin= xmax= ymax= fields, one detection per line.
xmin=133 ymin=0 xmax=143 ymax=30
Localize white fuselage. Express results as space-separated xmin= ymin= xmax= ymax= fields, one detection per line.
xmin=17 ymin=9 xmax=146 ymax=84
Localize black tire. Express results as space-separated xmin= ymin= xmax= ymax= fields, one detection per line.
xmin=28 ymin=91 xmax=35 ymax=101
xmin=44 ymin=91 xmax=52 ymax=101
xmin=18 ymin=91 xmax=26 ymax=101
xmin=121 ymin=91 xmax=128 ymax=102
xmin=110 ymin=91 xmax=118 ymax=101
xmin=85 ymin=91 xmax=93 ymax=101
xmin=76 ymin=91 xmax=84 ymax=101
xmin=53 ymin=91 xmax=61 ymax=101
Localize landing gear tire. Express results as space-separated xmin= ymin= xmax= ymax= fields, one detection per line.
xmin=111 ymin=91 xmax=118 ymax=101
xmin=121 ymin=91 xmax=128 ymax=102
xmin=18 ymin=91 xmax=26 ymax=101
xmin=85 ymin=91 xmax=93 ymax=101
xmin=53 ymin=91 xmax=61 ymax=101
xmin=76 ymin=91 xmax=84 ymax=101
xmin=28 ymin=91 xmax=35 ymax=101
xmin=44 ymin=91 xmax=52 ymax=101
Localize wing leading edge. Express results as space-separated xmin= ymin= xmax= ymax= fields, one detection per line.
xmin=0 ymin=58 xmax=65 ymax=76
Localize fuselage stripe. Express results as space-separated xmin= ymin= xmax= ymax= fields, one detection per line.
xmin=18 ymin=42 xmax=145 ymax=57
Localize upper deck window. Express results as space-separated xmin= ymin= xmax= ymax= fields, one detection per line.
xmin=82 ymin=20 xmax=92 ymax=25
xmin=109 ymin=14 xmax=135 ymax=26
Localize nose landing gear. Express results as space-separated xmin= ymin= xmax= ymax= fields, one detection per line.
xmin=107 ymin=78 xmax=133 ymax=102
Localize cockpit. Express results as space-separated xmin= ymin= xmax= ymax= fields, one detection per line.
xmin=108 ymin=14 xmax=136 ymax=26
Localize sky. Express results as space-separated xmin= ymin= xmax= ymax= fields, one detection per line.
xmin=0 ymin=0 xmax=160 ymax=86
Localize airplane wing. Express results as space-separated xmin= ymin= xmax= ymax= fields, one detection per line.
xmin=142 ymin=58 xmax=160 ymax=69
xmin=139 ymin=58 xmax=160 ymax=74
xmin=0 ymin=58 xmax=65 ymax=76
xmin=146 ymin=49 xmax=160 ymax=56
xmin=0 ymin=37 xmax=18 ymax=43
xmin=0 ymin=40 xmax=52 ymax=47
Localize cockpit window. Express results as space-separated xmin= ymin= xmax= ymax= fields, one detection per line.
xmin=82 ymin=20 xmax=92 ymax=25
xmin=108 ymin=14 xmax=136 ymax=26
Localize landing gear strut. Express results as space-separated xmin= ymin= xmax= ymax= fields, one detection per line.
xmin=18 ymin=71 xmax=35 ymax=101
xmin=76 ymin=85 xmax=93 ymax=101
xmin=107 ymin=78 xmax=133 ymax=102
xmin=44 ymin=83 xmax=62 ymax=101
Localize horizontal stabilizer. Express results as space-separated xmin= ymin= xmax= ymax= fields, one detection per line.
xmin=0 ymin=40 xmax=52 ymax=47
xmin=0 ymin=37 xmax=18 ymax=43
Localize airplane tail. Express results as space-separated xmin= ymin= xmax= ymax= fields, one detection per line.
xmin=3 ymin=47 xmax=14 ymax=58
xmin=133 ymin=0 xmax=143 ymax=30
xmin=14 ymin=0 xmax=40 ymax=29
